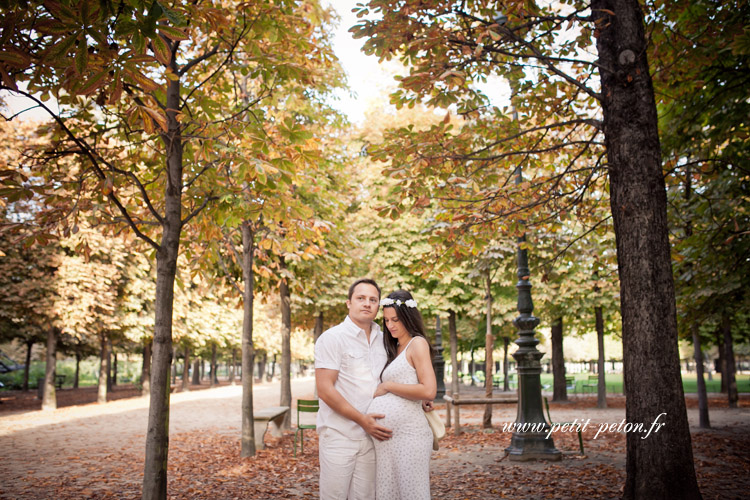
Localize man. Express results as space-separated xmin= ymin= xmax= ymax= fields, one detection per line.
xmin=315 ymin=278 xmax=392 ymax=500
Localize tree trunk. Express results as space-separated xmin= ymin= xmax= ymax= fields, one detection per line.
xmin=98 ymin=333 xmax=109 ymax=404
xmin=182 ymin=346 xmax=190 ymax=391
xmin=593 ymin=0 xmax=701 ymax=497
xmin=279 ymin=257 xmax=292 ymax=431
xmin=449 ymin=309 xmax=459 ymax=427
xmin=23 ymin=340 xmax=32 ymax=391
xmin=74 ymin=351 xmax=80 ymax=389
xmin=42 ymin=327 xmax=57 ymax=411
xmin=716 ymin=333 xmax=726 ymax=393
xmin=141 ymin=130 xmax=181 ymax=500
xmin=142 ymin=340 xmax=152 ymax=397
xmin=210 ymin=343 xmax=218 ymax=387
xmin=106 ymin=338 xmax=113 ymax=393
xmin=683 ymin=166 xmax=706 ymax=425
xmin=595 ymin=306 xmax=607 ymax=409
xmin=112 ymin=349 xmax=118 ymax=387
xmin=482 ymin=272 xmax=494 ymax=428
xmin=469 ymin=348 xmax=475 ymax=386
xmin=551 ymin=316 xmax=566 ymax=402
xmin=241 ymin=221 xmax=257 ymax=457
xmin=192 ymin=358 xmax=201 ymax=385
xmin=691 ymin=323 xmax=710 ymax=428
xmin=229 ymin=348 xmax=236 ymax=385
xmin=258 ymin=352 xmax=267 ymax=383
xmin=722 ymin=315 xmax=738 ymax=408
xmin=502 ymin=336 xmax=510 ymax=392
xmin=314 ymin=311 xmax=324 ymax=342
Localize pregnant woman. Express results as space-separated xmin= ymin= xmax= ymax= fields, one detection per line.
xmin=367 ymin=290 xmax=437 ymax=500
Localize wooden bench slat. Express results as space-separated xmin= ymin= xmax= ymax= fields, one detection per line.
xmin=444 ymin=396 xmax=518 ymax=405
xmin=444 ymin=395 xmax=518 ymax=435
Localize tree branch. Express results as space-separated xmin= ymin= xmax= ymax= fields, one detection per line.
xmin=1 ymin=87 xmax=160 ymax=251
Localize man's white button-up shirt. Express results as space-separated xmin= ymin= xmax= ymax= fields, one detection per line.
xmin=315 ymin=315 xmax=387 ymax=440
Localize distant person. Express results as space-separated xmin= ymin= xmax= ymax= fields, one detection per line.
xmin=367 ymin=289 xmax=436 ymax=500
xmin=315 ymin=278 xmax=392 ymax=499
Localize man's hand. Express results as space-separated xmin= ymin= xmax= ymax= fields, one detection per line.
xmin=360 ymin=413 xmax=392 ymax=441
xmin=422 ymin=400 xmax=434 ymax=412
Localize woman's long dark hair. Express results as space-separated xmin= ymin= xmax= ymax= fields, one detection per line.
xmin=380 ymin=290 xmax=433 ymax=381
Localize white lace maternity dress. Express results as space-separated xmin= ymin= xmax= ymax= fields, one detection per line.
xmin=367 ymin=339 xmax=432 ymax=500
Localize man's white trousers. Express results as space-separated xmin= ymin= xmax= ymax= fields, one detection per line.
xmin=318 ymin=428 xmax=376 ymax=500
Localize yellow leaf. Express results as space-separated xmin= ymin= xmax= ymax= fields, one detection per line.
xmin=150 ymin=36 xmax=172 ymax=65
xmin=141 ymin=106 xmax=168 ymax=132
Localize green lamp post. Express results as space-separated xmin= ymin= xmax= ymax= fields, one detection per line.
xmin=505 ymin=166 xmax=561 ymax=461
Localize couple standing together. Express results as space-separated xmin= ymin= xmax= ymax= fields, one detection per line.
xmin=315 ymin=278 xmax=437 ymax=500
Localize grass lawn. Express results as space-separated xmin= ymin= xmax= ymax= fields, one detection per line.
xmin=537 ymin=372 xmax=750 ymax=394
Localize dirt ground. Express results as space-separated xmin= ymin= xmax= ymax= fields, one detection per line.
xmin=1 ymin=379 xmax=748 ymax=499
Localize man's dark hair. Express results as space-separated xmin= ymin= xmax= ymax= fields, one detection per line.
xmin=348 ymin=278 xmax=381 ymax=300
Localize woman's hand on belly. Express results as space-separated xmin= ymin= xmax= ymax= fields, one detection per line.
xmin=373 ymin=381 xmax=391 ymax=398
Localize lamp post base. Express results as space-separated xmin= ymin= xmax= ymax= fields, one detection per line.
xmin=505 ymin=433 xmax=562 ymax=461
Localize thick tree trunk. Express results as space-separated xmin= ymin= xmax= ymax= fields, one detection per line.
xmin=210 ymin=344 xmax=218 ymax=387
xmin=142 ymin=340 xmax=152 ymax=397
xmin=691 ymin=323 xmax=710 ymax=428
xmin=23 ymin=341 xmax=32 ymax=392
xmin=722 ymin=316 xmax=738 ymax=408
xmin=449 ymin=310 xmax=459 ymax=427
xmin=593 ymin=1 xmax=700 ymax=497
xmin=141 ymin=66 xmax=182 ymax=500
xmin=483 ymin=272 xmax=493 ymax=428
xmin=42 ymin=327 xmax=57 ymax=411
xmin=595 ymin=306 xmax=607 ymax=409
xmin=551 ymin=316 xmax=566 ymax=402
xmin=74 ymin=351 xmax=80 ymax=389
xmin=241 ymin=221 xmax=257 ymax=457
xmin=98 ymin=333 xmax=109 ymax=404
xmin=182 ymin=346 xmax=190 ymax=391
xmin=279 ymin=258 xmax=292 ymax=431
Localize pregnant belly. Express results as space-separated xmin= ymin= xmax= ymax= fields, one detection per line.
xmin=367 ymin=393 xmax=424 ymax=429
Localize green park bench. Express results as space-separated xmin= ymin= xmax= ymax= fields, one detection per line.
xmin=544 ymin=396 xmax=585 ymax=455
xmin=443 ymin=394 xmax=518 ymax=435
xmin=583 ymin=374 xmax=599 ymax=393
xmin=254 ymin=406 xmax=290 ymax=450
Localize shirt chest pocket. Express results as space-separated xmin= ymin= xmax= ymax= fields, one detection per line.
xmin=341 ymin=351 xmax=370 ymax=377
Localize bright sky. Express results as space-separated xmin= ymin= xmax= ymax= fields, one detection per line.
xmin=325 ymin=0 xmax=398 ymax=125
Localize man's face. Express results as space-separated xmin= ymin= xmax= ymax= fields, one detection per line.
xmin=346 ymin=283 xmax=380 ymax=325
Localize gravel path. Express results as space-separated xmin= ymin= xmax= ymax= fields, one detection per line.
xmin=1 ymin=379 xmax=748 ymax=499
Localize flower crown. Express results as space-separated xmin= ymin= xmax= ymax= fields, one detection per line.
xmin=380 ymin=297 xmax=418 ymax=308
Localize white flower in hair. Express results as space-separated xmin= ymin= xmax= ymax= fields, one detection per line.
xmin=380 ymin=297 xmax=418 ymax=308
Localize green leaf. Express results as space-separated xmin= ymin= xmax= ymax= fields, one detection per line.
xmin=77 ymin=69 xmax=109 ymax=95
xmin=157 ymin=25 xmax=189 ymax=41
xmin=75 ymin=36 xmax=88 ymax=75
